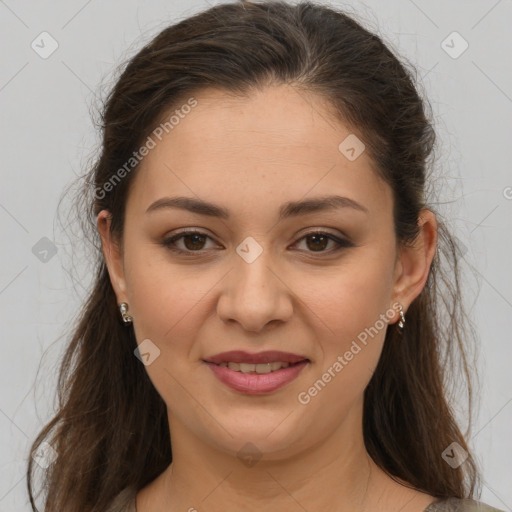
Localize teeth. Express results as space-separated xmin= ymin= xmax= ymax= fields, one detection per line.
xmin=220 ymin=361 xmax=292 ymax=373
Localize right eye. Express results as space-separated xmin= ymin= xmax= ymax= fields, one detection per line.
xmin=161 ymin=230 xmax=216 ymax=254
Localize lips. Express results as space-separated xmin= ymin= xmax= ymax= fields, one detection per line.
xmin=204 ymin=359 xmax=309 ymax=394
xmin=203 ymin=350 xmax=309 ymax=365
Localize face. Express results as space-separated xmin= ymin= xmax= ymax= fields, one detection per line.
xmin=99 ymin=84 xmax=432 ymax=462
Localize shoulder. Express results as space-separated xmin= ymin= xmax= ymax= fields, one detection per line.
xmin=105 ymin=487 xmax=137 ymax=512
xmin=424 ymin=497 xmax=506 ymax=512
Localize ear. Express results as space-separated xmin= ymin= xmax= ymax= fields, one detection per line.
xmin=97 ymin=210 xmax=127 ymax=303
xmin=391 ymin=209 xmax=438 ymax=319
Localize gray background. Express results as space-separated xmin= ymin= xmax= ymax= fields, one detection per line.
xmin=1 ymin=0 xmax=511 ymax=510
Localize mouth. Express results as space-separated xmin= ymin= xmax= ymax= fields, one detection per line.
xmin=202 ymin=350 xmax=310 ymax=395
xmin=203 ymin=350 xmax=309 ymax=366
xmin=214 ymin=360 xmax=306 ymax=373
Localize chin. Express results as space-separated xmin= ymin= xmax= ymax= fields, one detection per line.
xmin=208 ymin=413 xmax=305 ymax=458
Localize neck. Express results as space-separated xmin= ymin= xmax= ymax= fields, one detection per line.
xmin=152 ymin=399 xmax=399 ymax=512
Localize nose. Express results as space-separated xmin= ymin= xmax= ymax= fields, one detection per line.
xmin=216 ymin=249 xmax=294 ymax=333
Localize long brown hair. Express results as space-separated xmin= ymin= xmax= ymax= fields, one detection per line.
xmin=27 ymin=1 xmax=481 ymax=510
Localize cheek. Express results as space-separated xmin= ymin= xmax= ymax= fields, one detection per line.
xmin=294 ymin=268 xmax=393 ymax=432
xmin=127 ymin=258 xmax=208 ymax=347
xmin=300 ymin=245 xmax=395 ymax=389
xmin=121 ymin=236 xmax=199 ymax=345
xmin=124 ymin=246 xmax=215 ymax=404
xmin=302 ymin=246 xmax=396 ymax=338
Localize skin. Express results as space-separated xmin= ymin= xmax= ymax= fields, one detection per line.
xmin=98 ymin=84 xmax=438 ymax=512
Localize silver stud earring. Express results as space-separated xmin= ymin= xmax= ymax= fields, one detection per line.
xmin=397 ymin=304 xmax=405 ymax=330
xmin=119 ymin=302 xmax=133 ymax=324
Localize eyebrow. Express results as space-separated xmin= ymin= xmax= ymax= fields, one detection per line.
xmin=145 ymin=194 xmax=368 ymax=220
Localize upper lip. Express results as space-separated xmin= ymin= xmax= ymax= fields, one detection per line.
xmin=203 ymin=350 xmax=309 ymax=365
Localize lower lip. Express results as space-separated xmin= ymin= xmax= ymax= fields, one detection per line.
xmin=204 ymin=360 xmax=309 ymax=395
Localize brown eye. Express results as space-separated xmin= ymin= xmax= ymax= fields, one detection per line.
xmin=294 ymin=231 xmax=354 ymax=254
xmin=162 ymin=230 xmax=215 ymax=254
xmin=181 ymin=233 xmax=208 ymax=251
xmin=304 ymin=233 xmax=330 ymax=252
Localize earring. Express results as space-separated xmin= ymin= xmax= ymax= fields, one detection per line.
xmin=397 ymin=304 xmax=405 ymax=330
xmin=119 ymin=302 xmax=133 ymax=324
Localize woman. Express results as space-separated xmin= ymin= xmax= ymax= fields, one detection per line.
xmin=27 ymin=1 xmax=505 ymax=511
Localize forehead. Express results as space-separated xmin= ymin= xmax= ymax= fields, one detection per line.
xmin=152 ymin=85 xmax=356 ymax=161
xmin=127 ymin=85 xmax=391 ymax=220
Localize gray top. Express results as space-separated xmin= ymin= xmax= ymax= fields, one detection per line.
xmin=106 ymin=487 xmax=136 ymax=512
xmin=424 ymin=498 xmax=505 ymax=511
xmin=107 ymin=487 xmax=505 ymax=512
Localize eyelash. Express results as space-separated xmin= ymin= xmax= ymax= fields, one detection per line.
xmin=161 ymin=229 xmax=354 ymax=256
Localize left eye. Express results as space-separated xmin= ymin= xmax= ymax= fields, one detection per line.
xmin=161 ymin=230 xmax=352 ymax=255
